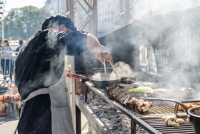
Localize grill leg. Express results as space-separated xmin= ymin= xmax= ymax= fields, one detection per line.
xmin=76 ymin=105 xmax=81 ymax=134
xmin=84 ymin=85 xmax=88 ymax=103
xmin=131 ymin=118 xmax=136 ymax=134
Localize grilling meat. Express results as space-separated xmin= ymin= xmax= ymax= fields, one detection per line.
xmin=178 ymin=103 xmax=198 ymax=111
xmin=106 ymin=86 xmax=153 ymax=114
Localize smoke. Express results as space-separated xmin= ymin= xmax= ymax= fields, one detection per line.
xmin=19 ymin=28 xmax=66 ymax=99
xmin=111 ymin=61 xmax=136 ymax=78
xmin=91 ymin=61 xmax=136 ymax=80
xmin=94 ymin=1 xmax=200 ymax=99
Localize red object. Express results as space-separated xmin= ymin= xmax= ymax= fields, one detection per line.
xmin=65 ymin=70 xmax=83 ymax=79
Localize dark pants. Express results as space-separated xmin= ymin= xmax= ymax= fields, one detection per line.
xmin=1 ymin=59 xmax=13 ymax=81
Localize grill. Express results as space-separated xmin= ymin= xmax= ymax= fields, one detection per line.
xmin=84 ymin=81 xmax=200 ymax=134
xmin=144 ymin=119 xmax=194 ymax=134
xmin=148 ymin=101 xmax=175 ymax=114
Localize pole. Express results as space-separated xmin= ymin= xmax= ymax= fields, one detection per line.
xmin=112 ymin=12 xmax=113 ymax=31
xmin=2 ymin=0 xmax=7 ymax=41
xmin=2 ymin=16 xmax=4 ymax=41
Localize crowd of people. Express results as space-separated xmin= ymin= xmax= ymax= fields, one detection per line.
xmin=0 ymin=39 xmax=23 ymax=86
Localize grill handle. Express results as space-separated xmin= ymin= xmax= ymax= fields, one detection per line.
xmin=140 ymin=97 xmax=188 ymax=117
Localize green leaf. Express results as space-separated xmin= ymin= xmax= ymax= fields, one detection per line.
xmin=128 ymin=87 xmax=153 ymax=92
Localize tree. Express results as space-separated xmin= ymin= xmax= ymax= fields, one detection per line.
xmin=3 ymin=6 xmax=51 ymax=40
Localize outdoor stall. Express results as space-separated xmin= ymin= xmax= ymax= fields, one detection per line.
xmin=73 ymin=6 xmax=200 ymax=134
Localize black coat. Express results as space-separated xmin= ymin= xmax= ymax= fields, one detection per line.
xmin=15 ymin=29 xmax=87 ymax=134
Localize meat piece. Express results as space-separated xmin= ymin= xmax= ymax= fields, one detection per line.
xmin=106 ymin=86 xmax=153 ymax=114
xmin=127 ymin=97 xmax=137 ymax=108
xmin=178 ymin=104 xmax=197 ymax=111
xmin=110 ymin=89 xmax=119 ymax=97
xmin=115 ymin=90 xmax=123 ymax=98
xmin=134 ymin=100 xmax=153 ymax=114
xmin=122 ymin=94 xmax=131 ymax=105
xmin=118 ymin=93 xmax=127 ymax=102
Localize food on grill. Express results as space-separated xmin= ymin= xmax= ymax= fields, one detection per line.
xmin=165 ymin=117 xmax=180 ymax=127
xmin=178 ymin=103 xmax=198 ymax=111
xmin=129 ymin=87 xmax=153 ymax=92
xmin=146 ymin=88 xmax=168 ymax=97
xmin=145 ymin=87 xmax=196 ymax=98
xmin=162 ymin=116 xmax=184 ymax=126
xmin=106 ymin=86 xmax=153 ymax=114
xmin=176 ymin=118 xmax=185 ymax=123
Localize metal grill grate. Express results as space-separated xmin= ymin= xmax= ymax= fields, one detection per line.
xmin=148 ymin=101 xmax=177 ymax=114
xmin=144 ymin=119 xmax=194 ymax=134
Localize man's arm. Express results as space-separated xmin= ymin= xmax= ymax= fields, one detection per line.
xmin=87 ymin=34 xmax=113 ymax=63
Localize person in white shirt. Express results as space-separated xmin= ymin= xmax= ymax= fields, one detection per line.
xmin=1 ymin=40 xmax=13 ymax=85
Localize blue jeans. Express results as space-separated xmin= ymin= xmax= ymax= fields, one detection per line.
xmin=1 ymin=59 xmax=13 ymax=81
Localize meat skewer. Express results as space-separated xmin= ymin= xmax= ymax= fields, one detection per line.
xmin=106 ymin=86 xmax=153 ymax=114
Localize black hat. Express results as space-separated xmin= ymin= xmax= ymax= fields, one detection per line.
xmin=42 ymin=15 xmax=77 ymax=31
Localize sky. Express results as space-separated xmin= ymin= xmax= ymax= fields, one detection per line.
xmin=4 ymin=0 xmax=46 ymax=14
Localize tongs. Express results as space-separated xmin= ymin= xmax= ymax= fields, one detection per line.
xmin=102 ymin=50 xmax=118 ymax=78
xmin=103 ymin=58 xmax=118 ymax=78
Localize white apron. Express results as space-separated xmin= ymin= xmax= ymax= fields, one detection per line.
xmin=18 ymin=69 xmax=75 ymax=134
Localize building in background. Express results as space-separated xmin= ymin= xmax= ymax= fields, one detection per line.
xmin=44 ymin=0 xmax=66 ymax=15
xmin=130 ymin=0 xmax=200 ymax=20
xmin=44 ymin=0 xmax=55 ymax=14
xmin=0 ymin=0 xmax=6 ymax=41
xmin=75 ymin=0 xmax=120 ymax=37
xmin=97 ymin=0 xmax=120 ymax=37
xmin=44 ymin=0 xmax=200 ymax=37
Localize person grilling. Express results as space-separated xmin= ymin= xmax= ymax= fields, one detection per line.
xmin=14 ymin=15 xmax=113 ymax=134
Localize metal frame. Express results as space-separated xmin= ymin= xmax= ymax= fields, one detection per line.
xmin=76 ymin=95 xmax=113 ymax=134
xmin=120 ymin=0 xmax=134 ymax=27
xmin=75 ymin=0 xmax=98 ymax=36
